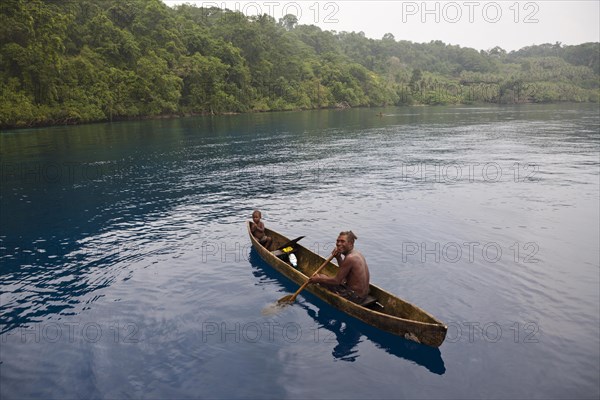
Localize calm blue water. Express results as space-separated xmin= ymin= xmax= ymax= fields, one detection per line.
xmin=1 ymin=104 xmax=599 ymax=399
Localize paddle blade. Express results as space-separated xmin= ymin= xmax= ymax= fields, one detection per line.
xmin=262 ymin=293 xmax=298 ymax=315
xmin=277 ymin=294 xmax=296 ymax=305
xmin=275 ymin=236 xmax=305 ymax=251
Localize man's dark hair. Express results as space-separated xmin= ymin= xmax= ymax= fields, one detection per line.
xmin=339 ymin=230 xmax=358 ymax=243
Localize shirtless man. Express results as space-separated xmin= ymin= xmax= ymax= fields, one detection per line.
xmin=309 ymin=231 xmax=370 ymax=303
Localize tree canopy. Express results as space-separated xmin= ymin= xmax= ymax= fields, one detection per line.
xmin=1 ymin=0 xmax=598 ymax=128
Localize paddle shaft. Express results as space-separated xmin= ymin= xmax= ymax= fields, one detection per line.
xmin=287 ymin=254 xmax=335 ymax=302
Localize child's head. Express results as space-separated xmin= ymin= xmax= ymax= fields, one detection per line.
xmin=252 ymin=210 xmax=262 ymax=223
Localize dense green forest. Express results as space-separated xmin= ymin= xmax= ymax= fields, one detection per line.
xmin=1 ymin=0 xmax=599 ymax=128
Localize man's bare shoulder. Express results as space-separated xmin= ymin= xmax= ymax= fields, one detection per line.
xmin=349 ymin=250 xmax=364 ymax=257
xmin=345 ymin=251 xmax=364 ymax=264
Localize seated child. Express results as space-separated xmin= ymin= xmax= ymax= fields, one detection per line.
xmin=251 ymin=210 xmax=273 ymax=250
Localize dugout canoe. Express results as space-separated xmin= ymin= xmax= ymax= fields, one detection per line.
xmin=247 ymin=222 xmax=448 ymax=348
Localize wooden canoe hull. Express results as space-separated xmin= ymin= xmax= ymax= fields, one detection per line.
xmin=247 ymin=222 xmax=447 ymax=347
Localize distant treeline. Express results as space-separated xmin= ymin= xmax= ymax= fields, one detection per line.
xmin=1 ymin=0 xmax=599 ymax=128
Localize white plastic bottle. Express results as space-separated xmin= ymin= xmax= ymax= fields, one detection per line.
xmin=289 ymin=253 xmax=298 ymax=268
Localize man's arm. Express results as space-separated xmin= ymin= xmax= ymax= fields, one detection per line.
xmin=334 ymin=253 xmax=343 ymax=266
xmin=309 ymin=257 xmax=354 ymax=285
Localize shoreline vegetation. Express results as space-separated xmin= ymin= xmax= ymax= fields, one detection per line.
xmin=1 ymin=0 xmax=599 ymax=130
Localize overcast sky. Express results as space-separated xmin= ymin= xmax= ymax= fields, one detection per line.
xmin=163 ymin=1 xmax=599 ymax=52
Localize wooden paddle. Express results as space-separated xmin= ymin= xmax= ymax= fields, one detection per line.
xmin=275 ymin=236 xmax=305 ymax=252
xmin=277 ymin=254 xmax=335 ymax=305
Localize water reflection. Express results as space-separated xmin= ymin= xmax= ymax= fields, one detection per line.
xmin=248 ymin=248 xmax=446 ymax=374
xmin=301 ymin=303 xmax=362 ymax=362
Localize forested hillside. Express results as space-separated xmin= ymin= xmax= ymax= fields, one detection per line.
xmin=1 ymin=0 xmax=598 ymax=128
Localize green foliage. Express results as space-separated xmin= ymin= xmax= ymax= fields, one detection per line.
xmin=0 ymin=0 xmax=598 ymax=128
